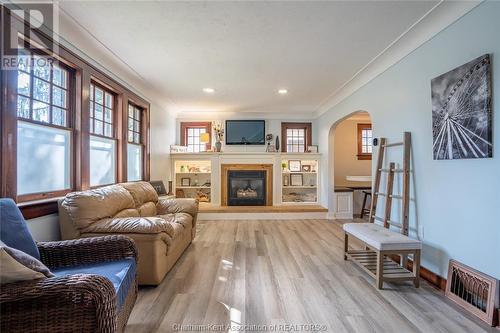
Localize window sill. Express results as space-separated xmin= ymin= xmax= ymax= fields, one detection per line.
xmin=18 ymin=197 xmax=64 ymax=219
xmin=357 ymin=154 xmax=372 ymax=160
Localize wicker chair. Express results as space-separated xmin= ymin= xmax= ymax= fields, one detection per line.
xmin=0 ymin=199 xmax=138 ymax=333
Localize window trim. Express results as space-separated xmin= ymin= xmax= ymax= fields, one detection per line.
xmin=357 ymin=123 xmax=372 ymax=160
xmin=0 ymin=8 xmax=151 ymax=217
xmin=180 ymin=122 xmax=212 ymax=152
xmin=281 ymin=122 xmax=312 ymax=153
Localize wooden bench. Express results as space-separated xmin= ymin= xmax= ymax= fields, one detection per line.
xmin=343 ymin=222 xmax=422 ymax=289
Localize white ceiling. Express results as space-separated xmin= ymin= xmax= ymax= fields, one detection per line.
xmin=59 ymin=1 xmax=440 ymax=116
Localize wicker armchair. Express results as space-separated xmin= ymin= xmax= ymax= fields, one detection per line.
xmin=0 ymin=199 xmax=138 ymax=333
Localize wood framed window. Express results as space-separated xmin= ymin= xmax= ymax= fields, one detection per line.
xmin=180 ymin=122 xmax=212 ymax=152
xmin=15 ymin=48 xmax=75 ymax=202
xmin=89 ymin=82 xmax=117 ymax=187
xmin=0 ymin=8 xmax=151 ymax=218
xmin=281 ymin=122 xmax=312 ymax=153
xmin=127 ymin=103 xmax=145 ymax=181
xmin=357 ymin=123 xmax=373 ymax=160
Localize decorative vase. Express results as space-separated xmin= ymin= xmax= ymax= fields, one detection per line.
xmin=275 ymin=136 xmax=280 ymax=151
xmin=215 ymin=141 xmax=222 ymax=152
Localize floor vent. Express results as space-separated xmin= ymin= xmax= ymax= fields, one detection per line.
xmin=445 ymin=259 xmax=499 ymax=326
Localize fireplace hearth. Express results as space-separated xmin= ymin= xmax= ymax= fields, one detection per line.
xmin=228 ymin=170 xmax=266 ymax=206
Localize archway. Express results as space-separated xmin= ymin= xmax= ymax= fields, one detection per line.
xmin=327 ymin=111 xmax=373 ymax=219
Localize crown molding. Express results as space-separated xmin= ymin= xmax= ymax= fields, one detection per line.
xmin=313 ymin=0 xmax=482 ymax=118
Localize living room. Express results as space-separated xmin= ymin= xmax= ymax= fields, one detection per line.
xmin=1 ymin=1 xmax=499 ymax=332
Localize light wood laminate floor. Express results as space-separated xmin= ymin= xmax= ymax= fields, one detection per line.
xmin=126 ymin=219 xmax=494 ymax=333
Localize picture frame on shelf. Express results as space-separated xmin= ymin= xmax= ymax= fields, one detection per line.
xmin=307 ymin=145 xmax=318 ymax=153
xmin=170 ymin=145 xmax=188 ymax=153
xmin=301 ymin=165 xmax=311 ymax=172
xmin=288 ymin=160 xmax=302 ymax=172
xmin=290 ymin=174 xmax=303 ymax=186
xmin=149 ymin=180 xmax=167 ymax=195
xmin=181 ymin=178 xmax=191 ymax=186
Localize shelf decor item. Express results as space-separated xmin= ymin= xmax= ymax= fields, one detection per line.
xmin=290 ymin=174 xmax=303 ymax=186
xmin=281 ymin=162 xmax=288 ymax=171
xmin=283 ymin=174 xmax=289 ymax=186
xmin=213 ymin=122 xmax=224 ymax=152
xmin=307 ymin=145 xmax=318 ymax=153
xmin=302 ymin=165 xmax=311 ymax=172
xmin=181 ymin=178 xmax=191 ymax=186
xmin=288 ymin=160 xmax=301 ymax=172
xmin=275 ymin=136 xmax=280 ymax=151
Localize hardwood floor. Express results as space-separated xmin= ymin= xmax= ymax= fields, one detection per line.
xmin=126 ymin=219 xmax=494 ymax=333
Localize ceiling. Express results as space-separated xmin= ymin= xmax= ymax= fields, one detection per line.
xmin=59 ymin=1 xmax=440 ymax=116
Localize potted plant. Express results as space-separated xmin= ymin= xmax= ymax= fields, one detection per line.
xmin=213 ymin=122 xmax=224 ymax=152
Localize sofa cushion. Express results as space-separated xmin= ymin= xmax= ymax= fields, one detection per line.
xmin=138 ymin=202 xmax=157 ymax=217
xmin=0 ymin=241 xmax=54 ymax=284
xmin=0 ymin=198 xmax=40 ymax=259
xmin=52 ymin=258 xmax=136 ymax=309
xmin=61 ymin=185 xmax=135 ymax=230
xmin=343 ymin=223 xmax=422 ymax=251
xmin=120 ymin=182 xmax=158 ymax=208
xmin=82 ymin=217 xmax=175 ymax=238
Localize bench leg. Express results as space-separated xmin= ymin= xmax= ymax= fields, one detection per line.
xmin=344 ymin=232 xmax=348 ymax=260
xmin=376 ymin=251 xmax=384 ymax=289
xmin=401 ymin=254 xmax=408 ymax=269
xmin=413 ymin=249 xmax=421 ymax=288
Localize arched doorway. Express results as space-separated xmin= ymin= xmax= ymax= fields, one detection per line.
xmin=327 ymin=111 xmax=373 ymax=219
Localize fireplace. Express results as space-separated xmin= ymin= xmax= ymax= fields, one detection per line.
xmin=221 ymin=164 xmax=273 ymax=206
xmin=228 ymin=170 xmax=266 ymax=206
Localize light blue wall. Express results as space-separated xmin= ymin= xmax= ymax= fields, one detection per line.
xmin=318 ymin=1 xmax=500 ymax=278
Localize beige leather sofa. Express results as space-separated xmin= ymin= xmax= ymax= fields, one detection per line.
xmin=58 ymin=181 xmax=199 ymax=285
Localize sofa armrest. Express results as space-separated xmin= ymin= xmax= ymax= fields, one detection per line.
xmin=38 ymin=235 xmax=137 ymax=269
xmin=156 ymin=198 xmax=199 ymax=238
xmin=0 ymin=274 xmax=117 ymax=332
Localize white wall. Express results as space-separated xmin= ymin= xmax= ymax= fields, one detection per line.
xmin=175 ymin=117 xmax=317 ymax=153
xmin=333 ymin=118 xmax=372 ymax=187
xmin=318 ymin=1 xmax=500 ymax=278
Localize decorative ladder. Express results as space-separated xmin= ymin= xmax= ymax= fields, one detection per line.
xmin=369 ymin=132 xmax=412 ymax=236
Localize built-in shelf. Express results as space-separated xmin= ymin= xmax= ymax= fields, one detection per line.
xmin=176 ymin=186 xmax=211 ymax=189
xmin=283 ymin=186 xmax=317 ymax=189
xmin=281 ymin=158 xmax=319 ymax=204
xmin=174 ymin=159 xmax=212 ymax=203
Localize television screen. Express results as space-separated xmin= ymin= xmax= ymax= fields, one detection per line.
xmin=225 ymin=120 xmax=265 ymax=145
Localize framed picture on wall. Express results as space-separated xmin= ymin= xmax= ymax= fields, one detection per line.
xmin=431 ymin=54 xmax=492 ymax=160
xmin=288 ymin=160 xmax=301 ymax=172
xmin=290 ymin=174 xmax=303 ymax=186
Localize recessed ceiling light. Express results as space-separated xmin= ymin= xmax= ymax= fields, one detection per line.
xmin=278 ymin=89 xmax=288 ymax=95
xmin=203 ymin=88 xmax=215 ymax=93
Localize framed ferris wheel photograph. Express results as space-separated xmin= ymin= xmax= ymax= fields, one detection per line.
xmin=431 ymin=54 xmax=492 ymax=160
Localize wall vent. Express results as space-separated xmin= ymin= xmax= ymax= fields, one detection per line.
xmin=445 ymin=259 xmax=499 ymax=326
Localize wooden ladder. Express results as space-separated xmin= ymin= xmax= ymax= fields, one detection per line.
xmin=369 ymin=132 xmax=411 ymax=236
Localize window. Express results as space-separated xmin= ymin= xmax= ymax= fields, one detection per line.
xmin=281 ymin=122 xmax=312 ymax=152
xmin=17 ymin=54 xmax=70 ymax=127
xmin=180 ymin=122 xmax=211 ymax=153
xmin=357 ymin=123 xmax=373 ymax=160
xmin=89 ymin=83 xmax=116 ymax=186
xmin=127 ymin=104 xmax=143 ymax=181
xmin=16 ymin=52 xmax=73 ymax=200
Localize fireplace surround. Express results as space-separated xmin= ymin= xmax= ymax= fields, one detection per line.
xmin=227 ymin=170 xmax=266 ymax=206
xmin=221 ymin=164 xmax=273 ymax=206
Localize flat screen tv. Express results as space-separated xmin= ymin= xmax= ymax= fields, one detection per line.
xmin=225 ymin=120 xmax=265 ymax=145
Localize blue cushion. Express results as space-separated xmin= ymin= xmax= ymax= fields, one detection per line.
xmin=52 ymin=259 xmax=136 ymax=309
xmin=0 ymin=198 xmax=40 ymax=260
